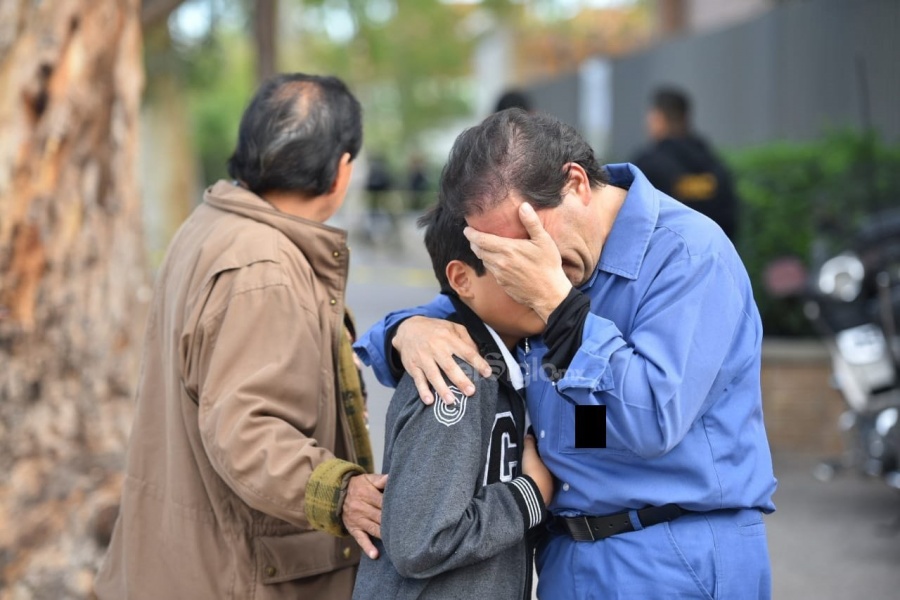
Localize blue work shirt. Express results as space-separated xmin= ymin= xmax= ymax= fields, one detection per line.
xmin=356 ymin=163 xmax=777 ymax=517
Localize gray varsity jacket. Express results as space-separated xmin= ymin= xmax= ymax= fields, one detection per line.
xmin=352 ymin=297 xmax=546 ymax=600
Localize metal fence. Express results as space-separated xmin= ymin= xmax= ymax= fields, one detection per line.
xmin=525 ymin=0 xmax=900 ymax=162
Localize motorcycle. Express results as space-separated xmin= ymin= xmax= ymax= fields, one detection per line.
xmin=793 ymin=208 xmax=900 ymax=488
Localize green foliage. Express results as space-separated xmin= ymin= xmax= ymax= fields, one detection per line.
xmin=151 ymin=0 xmax=492 ymax=183
xmin=283 ymin=0 xmax=478 ymax=158
xmin=185 ymin=35 xmax=256 ymax=183
xmin=728 ymin=131 xmax=900 ymax=336
xmin=144 ymin=8 xmax=256 ymax=185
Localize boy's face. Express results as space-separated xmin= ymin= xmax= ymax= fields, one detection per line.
xmin=451 ymin=262 xmax=546 ymax=347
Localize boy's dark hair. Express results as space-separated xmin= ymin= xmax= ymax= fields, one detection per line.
xmin=651 ymin=86 xmax=691 ymax=130
xmin=417 ymin=204 xmax=485 ymax=294
xmin=438 ymin=109 xmax=607 ymax=218
xmin=227 ymin=73 xmax=362 ymax=197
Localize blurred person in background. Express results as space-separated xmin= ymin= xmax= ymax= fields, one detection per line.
xmin=632 ymin=86 xmax=739 ymax=242
xmin=406 ymin=152 xmax=430 ymax=211
xmin=494 ymin=88 xmax=533 ymax=113
xmin=356 ymin=109 xmax=775 ymax=599
xmin=364 ymin=153 xmax=400 ymax=244
xmin=95 ymin=73 xmax=385 ymax=600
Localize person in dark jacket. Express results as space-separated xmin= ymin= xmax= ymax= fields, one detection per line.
xmin=632 ymin=86 xmax=739 ymax=242
xmin=352 ymin=204 xmax=553 ymax=600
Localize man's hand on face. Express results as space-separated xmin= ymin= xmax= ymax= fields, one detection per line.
xmin=394 ymin=316 xmax=493 ymax=405
xmin=464 ymin=202 xmax=572 ymax=322
xmin=343 ymin=473 xmax=388 ymax=559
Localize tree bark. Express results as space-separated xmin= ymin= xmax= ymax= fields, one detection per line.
xmin=254 ymin=0 xmax=278 ymax=83
xmin=0 ymin=0 xmax=147 ymax=597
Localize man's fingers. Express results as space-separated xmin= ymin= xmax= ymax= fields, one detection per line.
xmin=464 ymin=226 xmax=507 ymax=254
xmin=518 ymin=202 xmax=547 ymax=241
xmin=350 ymin=528 xmax=379 ymax=560
xmin=410 ymin=368 xmax=435 ymax=405
xmin=421 ymin=361 xmax=456 ymax=405
xmin=448 ymin=325 xmax=492 ymax=379
xmin=343 ymin=474 xmax=386 ymax=560
xmin=459 ymin=346 xmax=493 ymax=379
xmin=435 ymin=353 xmax=476 ymax=397
xmin=368 ymin=473 xmax=388 ymax=490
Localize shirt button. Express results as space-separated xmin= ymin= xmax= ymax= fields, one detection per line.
xmin=265 ymin=566 xmax=277 ymax=577
xmin=333 ymin=250 xmax=340 ymax=258
xmin=330 ymin=299 xmax=337 ymax=305
xmin=540 ymin=430 xmax=545 ymax=439
xmin=342 ymin=547 xmax=352 ymax=559
xmin=562 ymin=483 xmax=570 ymax=492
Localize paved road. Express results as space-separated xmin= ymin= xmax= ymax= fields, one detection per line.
xmin=767 ymin=453 xmax=900 ymax=599
xmin=345 ymin=219 xmax=900 ymax=600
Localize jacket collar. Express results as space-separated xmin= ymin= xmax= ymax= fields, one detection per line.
xmin=203 ymin=180 xmax=350 ymax=293
xmin=581 ymin=163 xmax=659 ymax=289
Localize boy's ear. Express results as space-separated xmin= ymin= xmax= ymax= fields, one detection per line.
xmin=446 ymin=260 xmax=474 ymax=299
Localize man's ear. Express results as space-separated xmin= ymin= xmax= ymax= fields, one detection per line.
xmin=562 ymin=162 xmax=591 ymax=207
xmin=446 ymin=260 xmax=474 ymax=299
xmin=329 ymin=152 xmax=353 ymax=195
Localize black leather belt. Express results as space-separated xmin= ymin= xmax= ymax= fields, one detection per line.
xmin=557 ymin=504 xmax=687 ymax=542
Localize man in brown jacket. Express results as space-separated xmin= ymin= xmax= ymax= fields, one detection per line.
xmin=95 ymin=73 xmax=385 ymax=599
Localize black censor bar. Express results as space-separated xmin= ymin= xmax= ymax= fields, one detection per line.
xmin=575 ymin=405 xmax=607 ymax=448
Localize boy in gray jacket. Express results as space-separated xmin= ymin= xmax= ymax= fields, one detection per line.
xmin=352 ymin=205 xmax=553 ymax=600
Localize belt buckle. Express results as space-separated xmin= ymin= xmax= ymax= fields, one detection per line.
xmin=565 ymin=516 xmax=595 ymax=542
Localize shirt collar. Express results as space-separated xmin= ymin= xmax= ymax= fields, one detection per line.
xmin=483 ymin=324 xmax=525 ymax=391
xmin=580 ymin=163 xmax=659 ymax=289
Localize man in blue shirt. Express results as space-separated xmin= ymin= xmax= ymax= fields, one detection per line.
xmin=356 ymin=109 xmax=776 ymax=599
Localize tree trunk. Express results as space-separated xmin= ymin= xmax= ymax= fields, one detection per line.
xmin=254 ymin=0 xmax=278 ymax=83
xmin=0 ymin=0 xmax=147 ymax=597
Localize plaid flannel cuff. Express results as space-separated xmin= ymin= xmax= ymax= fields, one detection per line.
xmin=305 ymin=458 xmax=366 ymax=537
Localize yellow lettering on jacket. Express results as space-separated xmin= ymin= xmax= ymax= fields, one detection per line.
xmin=674 ymin=173 xmax=718 ymax=201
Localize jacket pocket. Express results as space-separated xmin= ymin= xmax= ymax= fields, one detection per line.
xmin=255 ymin=529 xmax=359 ymax=584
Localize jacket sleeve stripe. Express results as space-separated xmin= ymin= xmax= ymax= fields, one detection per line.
xmin=508 ymin=476 xmax=544 ymax=529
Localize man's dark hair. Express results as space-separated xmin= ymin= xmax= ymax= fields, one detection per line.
xmin=227 ymin=73 xmax=362 ymax=197
xmin=494 ymin=89 xmax=532 ymax=113
xmin=417 ymin=203 xmax=485 ymax=295
xmin=439 ymin=109 xmax=607 ymax=217
xmin=652 ymin=86 xmax=691 ymax=131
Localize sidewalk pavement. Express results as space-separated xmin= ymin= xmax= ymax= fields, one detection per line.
xmin=767 ymin=453 xmax=900 ymax=599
